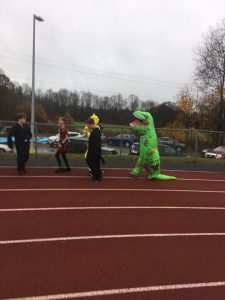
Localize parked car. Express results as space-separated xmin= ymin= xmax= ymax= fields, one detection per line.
xmin=0 ymin=126 xmax=12 ymax=137
xmin=68 ymin=136 xmax=118 ymax=154
xmin=68 ymin=136 xmax=88 ymax=154
xmin=107 ymin=134 xmax=137 ymax=147
xmin=201 ymin=146 xmax=225 ymax=159
xmin=129 ymin=142 xmax=178 ymax=156
xmin=0 ymin=144 xmax=13 ymax=153
xmin=48 ymin=131 xmax=83 ymax=147
xmin=101 ymin=146 xmax=118 ymax=155
xmin=158 ymin=137 xmax=186 ymax=152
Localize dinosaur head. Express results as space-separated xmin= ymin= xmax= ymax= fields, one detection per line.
xmin=130 ymin=110 xmax=153 ymax=134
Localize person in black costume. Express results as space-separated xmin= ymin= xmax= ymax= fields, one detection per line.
xmin=85 ymin=117 xmax=102 ymax=182
xmin=7 ymin=114 xmax=32 ymax=175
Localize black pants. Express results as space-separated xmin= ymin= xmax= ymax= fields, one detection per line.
xmin=86 ymin=154 xmax=102 ymax=180
xmin=55 ymin=151 xmax=69 ymax=167
xmin=16 ymin=144 xmax=30 ymax=171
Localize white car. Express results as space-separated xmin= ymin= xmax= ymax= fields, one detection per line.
xmin=0 ymin=144 xmax=14 ymax=153
xmin=48 ymin=131 xmax=83 ymax=147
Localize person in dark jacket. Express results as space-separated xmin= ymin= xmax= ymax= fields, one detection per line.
xmin=85 ymin=117 xmax=102 ymax=182
xmin=7 ymin=114 xmax=32 ymax=175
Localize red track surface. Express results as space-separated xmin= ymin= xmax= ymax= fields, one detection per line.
xmin=0 ymin=167 xmax=225 ymax=299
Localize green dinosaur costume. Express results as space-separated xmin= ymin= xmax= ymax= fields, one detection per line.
xmin=130 ymin=111 xmax=176 ymax=180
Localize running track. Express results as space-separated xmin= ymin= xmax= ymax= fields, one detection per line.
xmin=0 ymin=166 xmax=225 ymax=299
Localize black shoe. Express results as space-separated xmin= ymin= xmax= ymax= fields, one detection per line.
xmin=55 ymin=167 xmax=64 ymax=173
xmin=64 ymin=167 xmax=71 ymax=172
xmin=22 ymin=169 xmax=27 ymax=174
xmin=17 ymin=170 xmax=23 ymax=176
xmin=87 ymin=178 xmax=101 ymax=183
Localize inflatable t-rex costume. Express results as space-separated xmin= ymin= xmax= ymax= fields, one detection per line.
xmin=130 ymin=111 xmax=176 ymax=180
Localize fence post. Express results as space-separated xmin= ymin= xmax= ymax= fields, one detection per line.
xmin=194 ymin=129 xmax=199 ymax=163
xmin=119 ymin=132 xmax=123 ymax=159
xmin=34 ymin=122 xmax=38 ymax=158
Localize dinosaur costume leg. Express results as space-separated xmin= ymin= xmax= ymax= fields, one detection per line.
xmin=131 ymin=159 xmax=143 ymax=176
xmin=146 ymin=158 xmax=176 ymax=180
xmin=131 ymin=153 xmax=176 ymax=180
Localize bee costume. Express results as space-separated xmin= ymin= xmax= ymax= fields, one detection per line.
xmin=84 ymin=113 xmax=105 ymax=165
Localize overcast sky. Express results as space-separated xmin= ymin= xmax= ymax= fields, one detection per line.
xmin=1 ymin=0 xmax=225 ymax=102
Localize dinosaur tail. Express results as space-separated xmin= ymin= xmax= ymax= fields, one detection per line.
xmin=149 ymin=174 xmax=177 ymax=180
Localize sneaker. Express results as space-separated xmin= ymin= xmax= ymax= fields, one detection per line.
xmin=54 ymin=167 xmax=64 ymax=173
xmin=17 ymin=170 xmax=23 ymax=176
xmin=64 ymin=167 xmax=71 ymax=172
xmin=87 ymin=178 xmax=101 ymax=183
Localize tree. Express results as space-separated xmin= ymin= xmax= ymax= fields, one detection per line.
xmin=176 ymin=84 xmax=196 ymax=128
xmin=154 ymin=102 xmax=177 ymax=127
xmin=0 ymin=72 xmax=19 ymax=120
xmin=128 ymin=94 xmax=140 ymax=111
xmin=16 ymin=100 xmax=48 ymax=123
xmin=195 ymin=19 xmax=225 ymax=131
xmin=140 ymin=100 xmax=156 ymax=112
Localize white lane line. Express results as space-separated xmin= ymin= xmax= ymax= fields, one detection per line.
xmin=1 ymin=206 xmax=225 ymax=212
xmin=1 ymin=175 xmax=225 ymax=182
xmin=0 ymin=165 xmax=225 ymax=174
xmin=0 ymin=188 xmax=225 ymax=193
xmin=1 ymin=233 xmax=225 ymax=245
xmin=2 ymin=281 xmax=225 ymax=299
xmin=178 ymin=178 xmax=225 ymax=182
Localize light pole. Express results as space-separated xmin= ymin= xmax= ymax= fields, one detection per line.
xmin=31 ymin=14 xmax=44 ymax=151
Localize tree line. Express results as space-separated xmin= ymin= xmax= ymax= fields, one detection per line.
xmin=0 ymin=71 xmax=178 ymax=127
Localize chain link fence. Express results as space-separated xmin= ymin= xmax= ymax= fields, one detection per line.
xmin=0 ymin=120 xmax=225 ymax=161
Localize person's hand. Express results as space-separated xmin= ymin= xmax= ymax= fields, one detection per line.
xmin=58 ymin=144 xmax=62 ymax=148
xmin=24 ymin=139 xmax=28 ymax=142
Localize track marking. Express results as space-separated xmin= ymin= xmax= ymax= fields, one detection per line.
xmin=0 ymin=165 xmax=225 ymax=174
xmin=1 ymin=175 xmax=225 ymax=182
xmin=1 ymin=233 xmax=225 ymax=245
xmin=0 ymin=188 xmax=225 ymax=193
xmin=2 ymin=281 xmax=225 ymax=299
xmin=1 ymin=206 xmax=225 ymax=212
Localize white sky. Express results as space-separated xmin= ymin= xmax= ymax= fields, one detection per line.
xmin=1 ymin=0 xmax=225 ymax=102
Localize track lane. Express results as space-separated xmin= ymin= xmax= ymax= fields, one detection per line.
xmin=1 ymin=190 xmax=225 ymax=209
xmin=1 ymin=237 xmax=225 ymax=299
xmin=0 ymin=177 xmax=225 ymax=191
xmin=1 ymin=209 xmax=225 ymax=241
xmin=0 ymin=166 xmax=225 ymax=179
xmin=1 ymin=168 xmax=225 ymax=299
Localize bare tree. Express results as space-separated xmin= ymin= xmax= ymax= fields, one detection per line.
xmin=140 ymin=100 xmax=156 ymax=112
xmin=128 ymin=94 xmax=140 ymax=111
xmin=195 ymin=19 xmax=225 ymax=131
